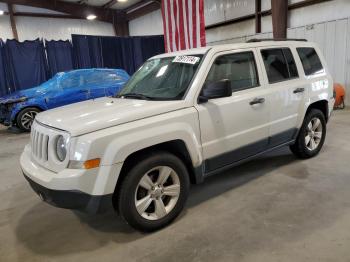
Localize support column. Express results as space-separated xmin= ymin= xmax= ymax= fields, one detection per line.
xmin=8 ymin=3 xmax=19 ymax=40
xmin=255 ymin=0 xmax=261 ymax=34
xmin=271 ymin=0 xmax=288 ymax=39
xmin=113 ymin=11 xmax=129 ymax=36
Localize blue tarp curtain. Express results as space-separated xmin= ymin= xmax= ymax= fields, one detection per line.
xmin=0 ymin=35 xmax=165 ymax=96
xmin=0 ymin=40 xmax=7 ymax=96
xmin=4 ymin=39 xmax=48 ymax=92
xmin=46 ymin=40 xmax=74 ymax=77
xmin=72 ymin=34 xmax=165 ymax=75
xmin=72 ymin=35 xmax=103 ymax=69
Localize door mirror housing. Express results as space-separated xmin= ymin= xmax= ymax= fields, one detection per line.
xmin=199 ymin=79 xmax=232 ymax=102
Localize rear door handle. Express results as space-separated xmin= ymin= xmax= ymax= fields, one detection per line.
xmin=293 ymin=87 xmax=305 ymax=94
xmin=249 ymin=97 xmax=265 ymax=105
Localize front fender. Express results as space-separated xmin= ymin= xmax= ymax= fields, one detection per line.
xmin=104 ymin=122 xmax=202 ymax=166
xmin=71 ymin=108 xmax=203 ymax=168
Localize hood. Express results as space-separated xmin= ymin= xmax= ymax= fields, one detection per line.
xmin=36 ymin=97 xmax=188 ymax=136
xmin=0 ymin=86 xmax=46 ymax=105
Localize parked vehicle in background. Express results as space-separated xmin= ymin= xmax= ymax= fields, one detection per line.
xmin=0 ymin=69 xmax=130 ymax=131
xmin=21 ymin=40 xmax=335 ymax=232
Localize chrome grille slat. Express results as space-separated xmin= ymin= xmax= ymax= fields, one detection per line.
xmin=42 ymin=135 xmax=49 ymax=161
xmin=35 ymin=131 xmax=39 ymax=157
xmin=33 ymin=130 xmax=37 ymax=156
xmin=31 ymin=130 xmax=34 ymax=154
xmin=38 ymin=133 xmax=43 ymax=159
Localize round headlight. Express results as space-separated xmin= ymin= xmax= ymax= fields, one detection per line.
xmin=56 ymin=135 xmax=67 ymax=162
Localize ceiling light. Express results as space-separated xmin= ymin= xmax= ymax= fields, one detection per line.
xmin=86 ymin=14 xmax=97 ymax=20
xmin=118 ymin=0 xmax=128 ymax=2
xmin=0 ymin=10 xmax=4 ymax=15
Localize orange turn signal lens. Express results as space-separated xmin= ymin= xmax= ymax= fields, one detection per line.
xmin=83 ymin=158 xmax=101 ymax=169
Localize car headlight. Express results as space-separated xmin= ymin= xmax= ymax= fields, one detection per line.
xmin=56 ymin=135 xmax=67 ymax=162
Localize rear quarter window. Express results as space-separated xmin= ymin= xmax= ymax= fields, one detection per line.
xmin=297 ymin=47 xmax=324 ymax=76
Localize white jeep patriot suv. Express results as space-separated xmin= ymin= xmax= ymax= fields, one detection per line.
xmin=21 ymin=40 xmax=335 ymax=232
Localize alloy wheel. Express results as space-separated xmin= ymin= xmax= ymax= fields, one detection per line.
xmin=20 ymin=111 xmax=38 ymax=130
xmin=134 ymin=166 xmax=181 ymax=221
xmin=305 ymin=117 xmax=323 ymax=151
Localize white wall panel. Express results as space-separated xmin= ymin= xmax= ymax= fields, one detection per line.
xmin=206 ymin=19 xmax=255 ymax=44
xmin=334 ymin=19 xmax=347 ymax=86
xmin=0 ymin=4 xmax=115 ymax=41
xmin=204 ymin=0 xmax=226 ymax=26
xmin=261 ymin=15 xmax=272 ymax=33
xmin=345 ymin=20 xmax=350 ymax=106
xmin=0 ymin=16 xmax=13 ymax=41
xmin=261 ymin=0 xmax=271 ymax=11
xmin=129 ymin=9 xmax=163 ymax=36
xmin=289 ymin=0 xmax=350 ymax=28
xmin=0 ymin=3 xmax=8 ymax=12
xmin=13 ymin=5 xmax=65 ymax=14
xmin=12 ymin=17 xmax=115 ymax=41
xmin=324 ymin=21 xmax=336 ymax=79
xmin=204 ymin=0 xmax=254 ymax=26
xmin=223 ymin=0 xmax=254 ymax=22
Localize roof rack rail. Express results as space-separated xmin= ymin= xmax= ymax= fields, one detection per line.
xmin=246 ymin=38 xmax=307 ymax=43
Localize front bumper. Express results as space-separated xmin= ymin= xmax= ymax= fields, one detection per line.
xmin=0 ymin=104 xmax=11 ymax=126
xmin=20 ymin=145 xmax=123 ymax=213
xmin=23 ymin=173 xmax=113 ymax=213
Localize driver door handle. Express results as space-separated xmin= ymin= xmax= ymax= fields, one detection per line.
xmin=293 ymin=87 xmax=305 ymax=94
xmin=249 ymin=97 xmax=265 ymax=106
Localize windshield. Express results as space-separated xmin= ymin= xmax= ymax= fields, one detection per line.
xmin=118 ymin=55 xmax=203 ymax=100
xmin=35 ymin=73 xmax=60 ymax=92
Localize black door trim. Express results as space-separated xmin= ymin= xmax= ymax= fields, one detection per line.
xmin=203 ymin=128 xmax=298 ymax=177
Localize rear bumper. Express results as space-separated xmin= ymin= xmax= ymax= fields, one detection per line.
xmin=23 ymin=173 xmax=113 ymax=213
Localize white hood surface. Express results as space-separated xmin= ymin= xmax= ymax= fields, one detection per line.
xmin=36 ymin=97 xmax=188 ymax=136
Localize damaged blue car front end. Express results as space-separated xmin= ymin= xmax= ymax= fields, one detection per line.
xmin=0 ymin=91 xmax=41 ymax=126
xmin=0 ymin=68 xmax=130 ymax=131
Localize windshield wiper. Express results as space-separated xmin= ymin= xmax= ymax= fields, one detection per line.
xmin=116 ymin=93 xmax=154 ymax=100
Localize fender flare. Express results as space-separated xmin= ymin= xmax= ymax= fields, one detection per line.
xmin=101 ymin=122 xmax=203 ymax=167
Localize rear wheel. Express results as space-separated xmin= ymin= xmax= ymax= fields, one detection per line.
xmin=117 ymin=152 xmax=190 ymax=232
xmin=16 ymin=107 xmax=40 ymax=132
xmin=290 ymin=109 xmax=326 ymax=159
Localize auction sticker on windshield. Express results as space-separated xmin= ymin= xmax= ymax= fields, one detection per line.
xmin=173 ymin=56 xmax=200 ymax=65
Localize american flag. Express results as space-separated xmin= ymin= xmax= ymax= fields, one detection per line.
xmin=161 ymin=0 xmax=206 ymax=52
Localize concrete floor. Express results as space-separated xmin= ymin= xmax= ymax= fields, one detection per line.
xmin=1 ymin=110 xmax=350 ymax=262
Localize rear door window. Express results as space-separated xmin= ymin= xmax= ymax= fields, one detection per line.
xmin=297 ymin=47 xmax=324 ymax=76
xmin=261 ymin=48 xmax=299 ymax=83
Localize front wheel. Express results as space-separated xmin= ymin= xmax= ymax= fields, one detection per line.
xmin=290 ymin=109 xmax=326 ymax=159
xmin=16 ymin=107 xmax=41 ymax=132
xmin=117 ymin=152 xmax=190 ymax=232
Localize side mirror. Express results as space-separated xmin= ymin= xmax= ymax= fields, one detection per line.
xmin=199 ymin=79 xmax=232 ymax=103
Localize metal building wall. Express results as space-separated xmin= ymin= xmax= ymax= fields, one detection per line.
xmin=0 ymin=3 xmax=115 ymax=41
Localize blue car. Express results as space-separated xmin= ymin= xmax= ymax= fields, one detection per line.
xmin=0 ymin=68 xmax=130 ymax=131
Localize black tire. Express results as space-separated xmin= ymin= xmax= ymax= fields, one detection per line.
xmin=16 ymin=107 xmax=41 ymax=132
xmin=117 ymin=151 xmax=190 ymax=232
xmin=290 ymin=109 xmax=326 ymax=159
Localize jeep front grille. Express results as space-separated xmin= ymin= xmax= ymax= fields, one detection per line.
xmin=31 ymin=128 xmax=49 ymax=162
